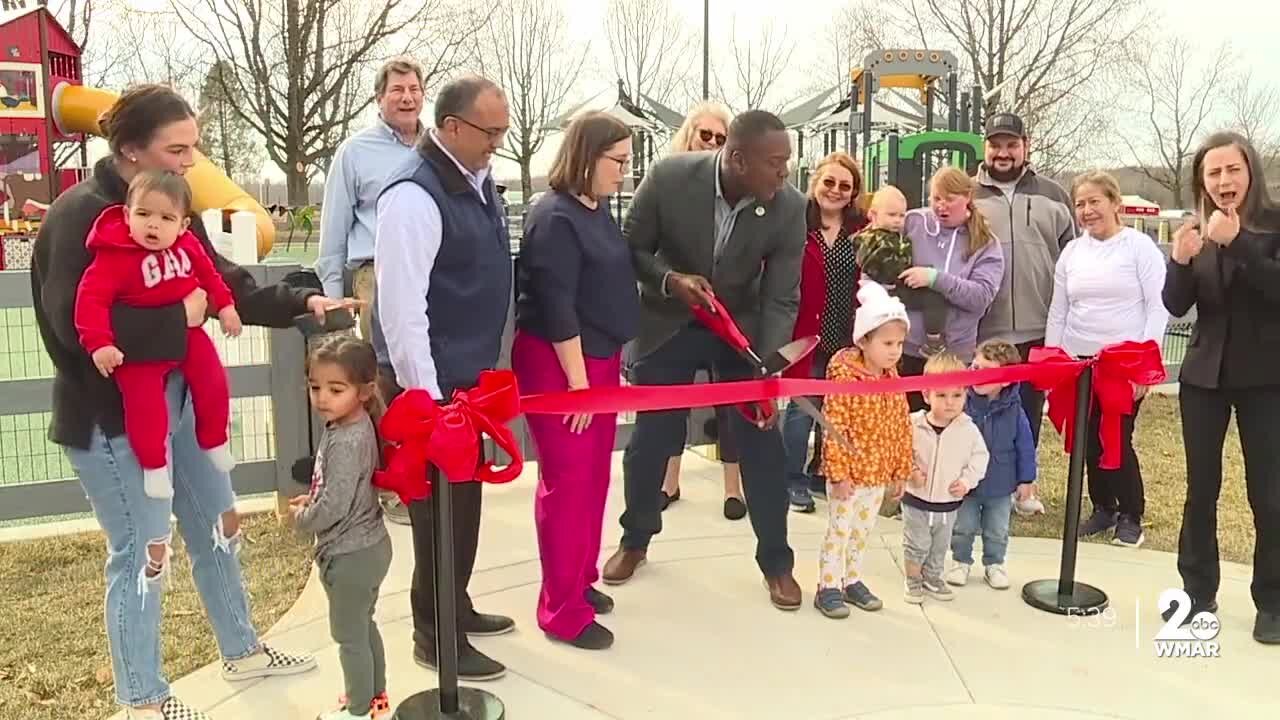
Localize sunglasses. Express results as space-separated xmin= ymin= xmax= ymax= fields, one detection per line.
xmin=822 ymin=176 xmax=855 ymax=193
xmin=698 ymin=128 xmax=727 ymax=146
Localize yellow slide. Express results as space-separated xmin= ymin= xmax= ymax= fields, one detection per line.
xmin=50 ymin=83 xmax=274 ymax=259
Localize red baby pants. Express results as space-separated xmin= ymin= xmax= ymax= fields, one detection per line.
xmin=113 ymin=327 xmax=231 ymax=470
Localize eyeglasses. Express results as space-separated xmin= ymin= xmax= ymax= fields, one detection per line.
xmin=604 ymin=154 xmax=632 ymax=171
xmin=447 ymin=115 xmax=508 ymax=143
xmin=822 ymin=177 xmax=855 ymax=194
xmin=698 ymin=128 xmax=727 ymax=146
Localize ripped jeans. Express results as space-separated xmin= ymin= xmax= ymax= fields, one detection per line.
xmin=65 ymin=373 xmax=259 ymax=707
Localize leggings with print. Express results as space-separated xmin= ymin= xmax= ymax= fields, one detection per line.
xmin=818 ymin=483 xmax=886 ymax=590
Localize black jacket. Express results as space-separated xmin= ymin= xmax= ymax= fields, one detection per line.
xmin=31 ymin=157 xmax=318 ymax=449
xmin=1162 ymin=228 xmax=1280 ymax=390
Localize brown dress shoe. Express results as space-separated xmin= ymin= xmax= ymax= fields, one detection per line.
xmin=602 ymin=548 xmax=647 ymax=585
xmin=765 ymin=573 xmax=803 ymax=610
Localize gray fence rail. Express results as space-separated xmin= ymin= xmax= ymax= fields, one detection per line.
xmin=0 ymin=265 xmax=310 ymax=523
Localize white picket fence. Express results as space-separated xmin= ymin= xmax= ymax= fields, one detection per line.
xmin=200 ymin=208 xmax=259 ymax=266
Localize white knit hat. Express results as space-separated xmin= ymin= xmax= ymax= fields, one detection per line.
xmin=852 ymin=279 xmax=910 ymax=345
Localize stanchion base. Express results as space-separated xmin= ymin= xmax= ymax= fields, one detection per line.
xmin=1022 ymin=578 xmax=1109 ymax=615
xmin=392 ymin=688 xmax=506 ymax=720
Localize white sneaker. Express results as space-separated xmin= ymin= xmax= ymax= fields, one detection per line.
xmin=1014 ymin=495 xmax=1045 ymax=516
xmin=127 ymin=697 xmax=212 ymax=719
xmin=946 ymin=562 xmax=972 ymax=586
xmin=221 ymin=645 xmax=316 ymax=681
xmin=143 ymin=467 xmax=173 ymax=499
xmin=985 ymin=564 xmax=1010 ymax=590
xmin=207 ymin=442 xmax=236 ymax=472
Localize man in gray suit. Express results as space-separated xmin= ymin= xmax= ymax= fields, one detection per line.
xmin=602 ymin=110 xmax=808 ymax=610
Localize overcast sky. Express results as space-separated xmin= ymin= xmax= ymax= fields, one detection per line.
xmin=10 ymin=0 xmax=1279 ymax=185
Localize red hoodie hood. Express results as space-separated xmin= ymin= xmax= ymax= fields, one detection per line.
xmin=85 ymin=205 xmax=145 ymax=252
xmin=85 ymin=204 xmax=196 ymax=252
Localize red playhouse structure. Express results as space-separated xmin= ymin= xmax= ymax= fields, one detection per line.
xmin=1 ymin=2 xmax=89 ymax=268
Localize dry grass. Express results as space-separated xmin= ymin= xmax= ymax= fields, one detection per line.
xmin=0 ymin=511 xmax=312 ymax=720
xmin=1013 ymin=393 xmax=1256 ymax=563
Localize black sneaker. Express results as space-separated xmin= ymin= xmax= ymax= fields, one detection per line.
xmin=464 ymin=611 xmax=515 ymax=637
xmin=585 ymin=586 xmax=614 ymax=615
xmin=413 ymin=643 xmax=506 ymax=681
xmin=1254 ymin=612 xmax=1280 ymax=644
xmin=843 ymin=581 xmax=883 ymax=611
xmin=789 ymin=487 xmax=815 ymax=513
xmin=1160 ymin=594 xmax=1217 ymax=625
xmin=1078 ymin=508 xmax=1118 ymax=538
xmin=1112 ymin=514 xmax=1145 ymax=547
xmin=723 ymin=496 xmax=747 ymax=520
xmin=809 ymin=476 xmax=827 ymax=498
xmin=551 ymin=621 xmax=614 ymax=650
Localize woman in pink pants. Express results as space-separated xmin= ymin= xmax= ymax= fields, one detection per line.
xmin=512 ymin=111 xmax=639 ymax=650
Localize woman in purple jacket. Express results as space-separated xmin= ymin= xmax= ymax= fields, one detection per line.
xmin=898 ymin=166 xmax=1005 ymax=411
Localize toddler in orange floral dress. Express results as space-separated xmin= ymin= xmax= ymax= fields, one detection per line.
xmin=814 ymin=281 xmax=913 ymax=619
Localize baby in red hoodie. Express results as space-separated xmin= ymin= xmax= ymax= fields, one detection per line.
xmin=74 ymin=170 xmax=242 ymax=499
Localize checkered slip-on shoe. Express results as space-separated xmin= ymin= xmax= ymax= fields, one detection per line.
xmin=126 ymin=697 xmax=212 ymax=719
xmin=221 ymin=644 xmax=317 ymax=681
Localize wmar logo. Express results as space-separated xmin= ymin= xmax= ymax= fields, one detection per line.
xmin=1154 ymin=588 xmax=1221 ymax=658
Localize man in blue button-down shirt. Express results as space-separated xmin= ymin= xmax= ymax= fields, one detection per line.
xmin=316 ymin=57 xmax=424 ymax=526
xmin=317 ymin=57 xmax=425 ymax=339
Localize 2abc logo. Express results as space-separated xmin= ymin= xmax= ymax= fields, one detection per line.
xmin=1154 ymin=588 xmax=1221 ymax=657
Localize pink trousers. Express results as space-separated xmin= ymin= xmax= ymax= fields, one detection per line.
xmin=511 ymin=330 xmax=620 ymax=640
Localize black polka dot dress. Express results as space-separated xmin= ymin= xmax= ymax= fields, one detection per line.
xmin=819 ymin=227 xmax=860 ymax=356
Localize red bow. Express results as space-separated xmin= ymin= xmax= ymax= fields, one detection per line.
xmin=689 ymin=295 xmax=778 ymax=424
xmin=1030 ymin=341 xmax=1166 ymax=469
xmin=373 ymin=370 xmax=524 ymax=504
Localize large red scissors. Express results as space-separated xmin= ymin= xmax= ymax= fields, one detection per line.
xmin=689 ymin=295 xmax=857 ymax=453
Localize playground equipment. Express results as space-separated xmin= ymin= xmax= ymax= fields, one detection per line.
xmin=847 ymin=49 xmax=986 ymax=207
xmin=0 ymin=6 xmax=275 ymax=258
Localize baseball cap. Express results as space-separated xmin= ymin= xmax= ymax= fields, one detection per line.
xmin=984 ymin=112 xmax=1025 ymax=139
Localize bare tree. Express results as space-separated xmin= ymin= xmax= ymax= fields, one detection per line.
xmin=604 ymin=0 xmax=695 ymax=111
xmin=114 ymin=9 xmax=206 ymax=93
xmin=820 ymin=1 xmax=895 ymax=92
xmin=713 ymin=18 xmax=797 ymax=114
xmin=1121 ymin=39 xmax=1230 ymax=209
xmin=198 ymin=60 xmax=263 ymax=182
xmin=906 ymin=0 xmax=1145 ymax=170
xmin=176 ymin=0 xmax=485 ymax=205
xmin=476 ymin=0 xmax=586 ymax=200
xmin=1226 ymin=69 xmax=1280 ymax=162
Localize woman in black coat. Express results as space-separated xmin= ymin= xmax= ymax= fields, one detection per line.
xmin=1162 ymin=131 xmax=1280 ymax=645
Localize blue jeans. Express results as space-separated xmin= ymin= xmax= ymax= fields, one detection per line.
xmin=65 ymin=373 xmax=258 ymax=707
xmin=950 ymin=493 xmax=1013 ymax=566
xmin=782 ymin=351 xmax=830 ymax=496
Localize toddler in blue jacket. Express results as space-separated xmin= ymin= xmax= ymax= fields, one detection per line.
xmin=946 ymin=339 xmax=1037 ymax=590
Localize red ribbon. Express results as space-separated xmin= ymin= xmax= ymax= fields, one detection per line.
xmin=369 ymin=342 xmax=1165 ymax=500
xmin=1029 ymin=340 xmax=1167 ymax=470
xmin=688 ymin=294 xmax=780 ymax=425
xmin=373 ymin=370 xmax=524 ymax=504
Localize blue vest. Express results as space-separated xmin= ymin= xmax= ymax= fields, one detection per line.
xmin=371 ymin=137 xmax=511 ymax=395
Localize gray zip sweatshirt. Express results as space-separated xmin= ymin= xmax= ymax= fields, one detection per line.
xmin=974 ymin=165 xmax=1076 ymax=345
xmin=296 ymin=412 xmax=388 ymax=561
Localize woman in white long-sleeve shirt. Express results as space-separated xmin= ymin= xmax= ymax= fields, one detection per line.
xmin=1046 ymin=170 xmax=1169 ymax=549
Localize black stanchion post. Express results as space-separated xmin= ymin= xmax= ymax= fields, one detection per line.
xmin=433 ymin=464 xmax=460 ymax=711
xmin=1022 ymin=364 xmax=1110 ymax=615
xmin=393 ymin=464 xmax=505 ymax=719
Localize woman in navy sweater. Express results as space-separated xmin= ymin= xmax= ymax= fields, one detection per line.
xmin=512 ymin=112 xmax=640 ymax=650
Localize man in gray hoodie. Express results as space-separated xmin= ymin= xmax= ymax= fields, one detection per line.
xmin=974 ymin=112 xmax=1076 ymax=447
